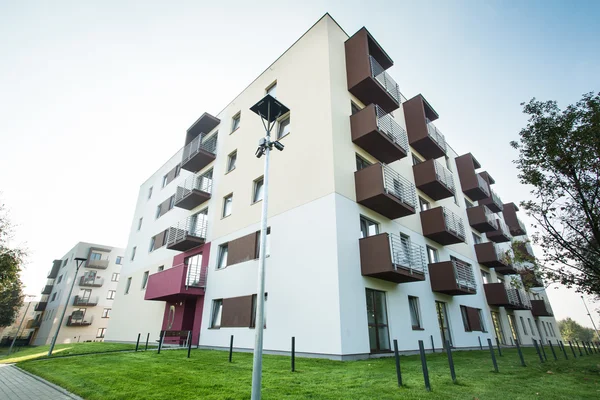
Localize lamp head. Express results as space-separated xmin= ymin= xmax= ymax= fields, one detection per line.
xmin=250 ymin=95 xmax=290 ymax=122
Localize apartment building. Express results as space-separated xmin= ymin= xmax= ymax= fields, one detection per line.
xmin=0 ymin=301 xmax=37 ymax=345
xmin=31 ymin=242 xmax=124 ymax=345
xmin=106 ymin=14 xmax=561 ymax=358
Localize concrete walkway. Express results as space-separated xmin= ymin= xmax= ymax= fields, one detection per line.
xmin=0 ymin=364 xmax=83 ymax=400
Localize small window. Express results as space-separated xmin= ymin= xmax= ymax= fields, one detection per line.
xmin=96 ymin=328 xmax=106 ymax=338
xmin=460 ymin=306 xmax=471 ymax=331
xmin=149 ymin=237 xmax=156 ymax=252
xmin=162 ymin=174 xmax=168 ymax=188
xmin=51 ymin=293 xmax=57 ymax=302
xmin=351 ymin=101 xmax=361 ymax=115
xmin=528 ymin=318 xmax=535 ymax=336
xmin=168 ymin=195 xmax=175 ymax=211
xmin=62 ymin=259 xmax=68 ymax=267
xmin=266 ymin=82 xmax=277 ymax=98
xmin=408 ymin=296 xmax=422 ymax=330
xmin=478 ymin=309 xmax=487 ymax=332
xmin=253 ymin=177 xmax=264 ymax=203
xmin=137 ymin=218 xmax=143 ymax=231
xmin=102 ymin=308 xmax=111 ymax=318
xmin=419 ymin=196 xmax=430 ymax=212
xmin=210 ymin=299 xmax=223 ymax=328
xmin=155 ymin=204 xmax=162 ymax=219
xmin=445 ymin=156 xmax=452 ymax=171
xmin=158 ymin=265 xmax=164 ymax=272
xmin=277 ymin=115 xmax=290 ymax=139
xmin=472 ymin=233 xmax=482 ymax=244
xmin=223 ymin=194 xmax=233 ymax=217
xmin=356 ymin=154 xmax=371 ymax=171
xmin=111 ymin=273 xmax=120 ymax=282
xmin=231 ymin=112 xmax=241 ymax=132
xmin=255 ymin=228 xmax=272 ymax=258
xmin=148 ymin=186 xmax=153 ymax=200
xmin=465 ymin=198 xmax=474 ymax=208
xmin=480 ymin=270 xmax=491 ymax=284
xmin=520 ymin=316 xmax=528 ymax=335
xmin=107 ymin=290 xmax=116 ymax=299
xmin=359 ymin=216 xmax=379 ymax=238
xmin=542 ymin=321 xmax=549 ymax=336
xmin=227 ymin=151 xmax=237 ymax=172
xmin=131 ymin=247 xmax=136 ymax=261
xmin=426 ymin=246 xmax=439 ymax=264
xmin=412 ymin=154 xmax=422 ymax=166
xmin=116 ymin=256 xmax=123 ymax=265
xmin=57 ymin=275 xmax=63 ymax=284
xmin=217 ymin=244 xmax=228 ymax=269
xmin=91 ymin=252 xmax=102 ymax=261
xmin=125 ymin=277 xmax=132 ymax=294
xmin=141 ymin=271 xmax=149 ymax=289
xmin=175 ymin=164 xmax=181 ymax=178
xmin=250 ymin=293 xmax=268 ymax=328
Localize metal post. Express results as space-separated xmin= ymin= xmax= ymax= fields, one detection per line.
xmin=418 ymin=340 xmax=431 ymax=391
xmin=145 ymin=333 xmax=150 ymax=351
xmin=135 ymin=333 xmax=140 ymax=352
xmin=559 ymin=341 xmax=568 ymax=359
xmin=532 ymin=339 xmax=544 ymax=363
xmin=445 ymin=340 xmax=456 ymax=383
xmin=495 ymin=337 xmax=502 ymax=356
xmin=48 ymin=258 xmax=86 ymax=357
xmin=548 ymin=341 xmax=557 ymax=360
xmin=8 ymin=299 xmax=33 ymax=356
xmin=393 ymin=340 xmax=402 ymax=386
xmin=487 ymin=338 xmax=498 ymax=372
xmin=576 ymin=340 xmax=583 ymax=356
xmin=568 ymin=341 xmax=577 ymax=358
xmin=291 ymin=337 xmax=295 ymax=372
xmin=583 ymin=341 xmax=589 ymax=355
xmin=539 ymin=340 xmax=547 ymax=361
xmin=187 ymin=332 xmax=192 ymax=358
xmin=515 ymin=339 xmax=526 ymax=367
xmin=430 ymin=335 xmax=435 ymax=353
xmin=581 ymin=296 xmax=600 ymax=342
xmin=229 ymin=335 xmax=234 ymax=363
xmin=158 ymin=331 xmax=164 ymax=354
xmin=478 ymin=336 xmax=483 ymax=350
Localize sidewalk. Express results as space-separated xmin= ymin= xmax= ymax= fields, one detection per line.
xmin=0 ymin=364 xmax=83 ymax=400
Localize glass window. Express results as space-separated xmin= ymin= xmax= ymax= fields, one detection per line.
xmin=162 ymin=174 xmax=168 ymax=188
xmin=62 ymin=259 xmax=68 ymax=267
xmin=116 ymin=256 xmax=123 ymax=265
xmin=223 ymin=194 xmax=233 ymax=217
xmin=445 ymin=156 xmax=452 ymax=171
xmin=408 ymin=296 xmax=422 ymax=329
xmin=168 ymin=195 xmax=175 ymax=210
xmin=491 ymin=311 xmax=506 ymax=345
xmin=478 ymin=309 xmax=487 ymax=332
xmin=125 ymin=277 xmax=132 ymax=294
xmin=210 ymin=299 xmax=223 ymax=328
xmin=277 ymin=115 xmax=291 ymax=139
xmin=520 ymin=316 xmax=528 ymax=335
xmin=148 ymin=186 xmax=153 ymax=200
xmin=51 ymin=293 xmax=56 ymax=302
xmin=359 ymin=216 xmax=379 ymax=239
xmin=102 ymin=308 xmax=111 ymax=318
xmin=231 ymin=112 xmax=241 ymax=132
xmin=97 ymin=328 xmax=106 ymax=338
xmin=57 ymin=275 xmax=63 ymax=284
xmin=155 ymin=204 xmax=162 ymax=219
xmin=217 ymin=244 xmax=228 ymax=269
xmin=426 ymin=246 xmax=439 ymax=264
xmin=356 ymin=154 xmax=371 ymax=171
xmin=528 ymin=318 xmax=535 ymax=336
xmin=141 ymin=271 xmax=149 ymax=289
xmin=460 ymin=306 xmax=471 ymax=331
xmin=111 ymin=273 xmax=120 ymax=282
xmin=149 ymin=237 xmax=156 ymax=252
xmin=250 ymin=293 xmax=268 ymax=328
xmin=436 ymin=301 xmax=453 ymax=347
xmin=227 ymin=151 xmax=237 ymax=172
xmin=365 ymin=289 xmax=390 ymax=352
xmin=480 ymin=270 xmax=491 ymax=284
xmin=158 ymin=265 xmax=164 ymax=272
xmin=351 ymin=101 xmax=361 ymax=115
xmin=90 ymin=252 xmax=102 ymax=261
xmin=107 ymin=290 xmax=116 ymax=299
xmin=255 ymin=227 xmax=272 ymax=258
xmin=253 ymin=177 xmax=264 ymax=203
xmin=508 ymin=314 xmax=520 ymax=343
xmin=542 ymin=321 xmax=549 ymax=336
xmin=419 ymin=196 xmax=430 ymax=212
xmin=465 ymin=198 xmax=474 ymax=208
xmin=472 ymin=233 xmax=482 ymax=244
xmin=266 ymin=82 xmax=277 ymax=98
xmin=175 ymin=164 xmax=181 ymax=178
xmin=412 ymin=154 xmax=422 ymax=166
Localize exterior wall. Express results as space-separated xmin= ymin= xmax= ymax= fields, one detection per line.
xmin=0 ymin=302 xmax=37 ymax=341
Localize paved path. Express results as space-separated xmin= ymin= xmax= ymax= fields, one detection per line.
xmin=0 ymin=364 xmax=83 ymax=400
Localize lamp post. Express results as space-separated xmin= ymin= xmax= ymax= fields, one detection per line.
xmin=581 ymin=296 xmax=600 ymax=341
xmin=7 ymin=294 xmax=36 ymax=355
xmin=249 ymin=94 xmax=289 ymax=400
xmin=48 ymin=257 xmax=87 ymax=356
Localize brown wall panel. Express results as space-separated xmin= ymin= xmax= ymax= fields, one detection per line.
xmin=466 ymin=307 xmax=483 ymax=331
xmin=221 ymin=295 xmax=253 ymax=328
xmin=228 ymin=232 xmax=259 ymax=266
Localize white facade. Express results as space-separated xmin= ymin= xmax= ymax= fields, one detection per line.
xmin=106 ymin=14 xmax=561 ymax=358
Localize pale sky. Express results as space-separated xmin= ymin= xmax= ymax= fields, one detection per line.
xmin=1 ymin=1 xmax=599 ymax=330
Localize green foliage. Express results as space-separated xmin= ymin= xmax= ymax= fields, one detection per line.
xmin=0 ymin=200 xmax=26 ymax=327
xmin=510 ymin=92 xmax=600 ymax=296
xmin=558 ymin=317 xmax=599 ymax=342
xmin=0 ymin=342 xmax=148 ymax=364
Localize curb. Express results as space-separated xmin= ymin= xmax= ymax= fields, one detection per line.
xmin=13 ymin=365 xmax=85 ymax=400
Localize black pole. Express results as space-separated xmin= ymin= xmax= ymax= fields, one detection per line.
xmin=393 ymin=339 xmax=402 ymax=387
xmin=496 ymin=337 xmax=502 ymax=356
xmin=539 ymin=340 xmax=548 ymax=361
xmin=590 ymin=342 xmax=596 ymax=354
xmin=583 ymin=340 xmax=589 ymax=355
xmin=145 ymin=333 xmax=150 ymax=351
xmin=157 ymin=331 xmax=164 ymax=354
xmin=291 ymin=337 xmax=295 ymax=372
xmin=532 ymin=339 xmax=544 ymax=363
xmin=576 ymin=340 xmax=583 ymax=356
xmin=588 ymin=342 xmax=594 ymax=354
xmin=135 ymin=333 xmax=141 ymax=352
xmin=229 ymin=335 xmax=234 ymax=363
xmin=568 ymin=341 xmax=577 ymax=358
xmin=187 ymin=331 xmax=192 ymax=358
xmin=487 ymin=338 xmax=499 ymax=372
xmin=418 ymin=340 xmax=431 ymax=391
xmin=445 ymin=340 xmax=457 ymax=383
xmin=560 ymin=341 xmax=568 ymax=359
xmin=515 ymin=339 xmax=526 ymax=367
xmin=430 ymin=335 xmax=435 ymax=353
xmin=548 ymin=340 xmax=557 ymax=361
xmin=478 ymin=336 xmax=483 ymax=350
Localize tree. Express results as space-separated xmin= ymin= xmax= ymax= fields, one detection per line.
xmin=0 ymin=200 xmax=26 ymax=327
xmin=558 ymin=318 xmax=598 ymax=342
xmin=510 ymin=92 xmax=600 ymax=296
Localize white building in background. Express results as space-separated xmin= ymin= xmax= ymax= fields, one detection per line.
xmin=0 ymin=301 xmax=37 ymax=344
xmin=106 ymin=13 xmax=561 ymax=359
xmin=31 ymin=242 xmax=124 ymax=345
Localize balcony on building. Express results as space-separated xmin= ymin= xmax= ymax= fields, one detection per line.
xmin=531 ymin=299 xmax=553 ymax=317
xmin=403 ymin=94 xmax=447 ymax=160
xmin=41 ymin=283 xmax=54 ymax=295
xmin=47 ymin=260 xmax=61 ymax=279
xmin=520 ymin=268 xmax=544 ymax=288
xmin=502 ymin=202 xmax=527 ymax=236
xmin=79 ymin=276 xmax=104 ymax=287
xmin=66 ymin=314 xmax=93 ymax=327
xmin=474 ymin=242 xmax=519 ymax=275
xmin=355 ymin=163 xmax=416 ymax=220
xmin=486 ymin=218 xmax=512 ymax=243
xmin=479 ymin=187 xmax=504 ymax=213
xmin=350 ymin=104 xmax=408 ymax=163
xmin=429 ymin=259 xmax=477 ymax=295
xmin=466 ymin=204 xmax=498 ymax=233
xmin=73 ymin=295 xmax=99 ymax=307
xmin=484 ymin=283 xmax=531 ymax=310
xmin=413 ymin=158 xmax=455 ymax=200
xmin=145 ymin=262 xmax=206 ymax=302
xmin=174 ymin=173 xmax=213 ymax=210
xmin=166 ymin=215 xmax=208 ymax=252
xmin=345 ymin=28 xmax=400 ymax=113
xmin=359 ymin=233 xmax=426 ymax=284
xmin=514 ymin=241 xmax=535 ymax=260
xmin=180 ymin=113 xmax=220 ymax=173
xmin=455 ymin=153 xmax=490 ymax=201
xmin=420 ymin=206 xmax=466 ymax=245
xmin=26 ymin=319 xmax=41 ymax=329
xmin=34 ymin=302 xmax=47 ymax=312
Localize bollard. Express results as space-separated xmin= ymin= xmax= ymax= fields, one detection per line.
xmin=430 ymin=335 xmax=435 ymax=353
xmin=515 ymin=339 xmax=526 ymax=367
xmin=532 ymin=339 xmax=544 ymax=363
xmin=478 ymin=336 xmax=483 ymax=350
xmin=590 ymin=342 xmax=596 ymax=354
xmin=539 ymin=341 xmax=548 ymax=361
xmin=418 ymin=340 xmax=431 ymax=391
xmin=393 ymin=339 xmax=402 ymax=387
xmin=487 ymin=339 xmax=499 ymax=372
xmin=583 ymin=341 xmax=589 ymax=355
xmin=568 ymin=341 xmax=577 ymax=358
xmin=588 ymin=342 xmax=594 ymax=354
xmin=576 ymin=340 xmax=583 ymax=356
xmin=145 ymin=333 xmax=150 ymax=351
xmin=187 ymin=332 xmax=192 ymax=358
xmin=548 ymin=341 xmax=557 ymax=360
xmin=496 ymin=337 xmax=502 ymax=356
xmin=157 ymin=331 xmax=165 ymax=354
xmin=229 ymin=335 xmax=234 ymax=363
xmin=291 ymin=337 xmax=295 ymax=372
xmin=135 ymin=333 xmax=141 ymax=352
xmin=560 ymin=341 xmax=568 ymax=359
xmin=445 ymin=340 xmax=457 ymax=383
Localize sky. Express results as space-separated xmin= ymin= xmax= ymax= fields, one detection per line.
xmin=1 ymin=1 xmax=599 ymax=329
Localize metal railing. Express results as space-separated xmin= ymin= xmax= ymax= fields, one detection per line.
xmin=87 ymin=259 xmax=109 ymax=269
xmin=389 ymin=233 xmax=427 ymax=275
xmin=516 ymin=218 xmax=527 ymax=234
xmin=505 ymin=287 xmax=521 ymax=306
xmin=183 ymin=261 xmax=208 ymax=288
xmin=369 ymin=55 xmax=401 ymax=104
xmin=490 ymin=188 xmax=503 ymax=209
xmin=484 ymin=206 xmax=498 ymax=229
xmin=476 ymin=174 xmax=490 ymax=197
xmin=495 ymin=219 xmax=512 ymax=239
xmin=425 ymin=118 xmax=448 ymax=153
xmin=433 ymin=159 xmax=455 ymax=193
xmin=67 ymin=315 xmax=94 ymax=326
xmin=166 ymin=214 xmax=209 ymax=247
xmin=452 ymin=259 xmax=477 ymax=291
xmin=175 ymin=173 xmax=213 ymax=204
xmin=519 ymin=289 xmax=532 ymax=309
xmin=382 ymin=164 xmax=417 ymax=208
xmin=73 ymin=295 xmax=99 ymax=306
xmin=442 ymin=207 xmax=466 ymax=239
xmin=79 ymin=276 xmax=104 ymax=287
xmin=181 ymin=133 xmax=218 ymax=166
xmin=375 ymin=105 xmax=408 ymax=153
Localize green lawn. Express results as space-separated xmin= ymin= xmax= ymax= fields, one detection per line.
xmin=0 ymin=342 xmax=143 ymax=364
xmin=17 ymin=345 xmax=600 ymax=399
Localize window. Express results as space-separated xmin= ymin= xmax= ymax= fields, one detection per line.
xmin=365 ymin=289 xmax=391 ymax=352
xmin=250 ymin=293 xmax=268 ymax=328
xmin=125 ymin=277 xmax=132 ymax=294
xmin=149 ymin=237 xmax=156 ymax=252
xmin=97 ymin=328 xmax=106 ymax=338
xmin=472 ymin=233 xmax=482 ymax=244
xmin=408 ymin=296 xmax=422 ymax=330
xmin=254 ymin=227 xmax=272 ymax=258
xmin=520 ymin=316 xmax=528 ymax=335
xmin=412 ymin=154 xmax=422 ymax=166
xmin=217 ymin=244 xmax=228 ymax=269
xmin=266 ymin=82 xmax=277 ymax=98
xmin=107 ymin=290 xmax=116 ymax=299
xmin=227 ymin=151 xmax=237 ymax=172
xmin=491 ymin=311 xmax=506 ymax=345
xmin=137 ymin=218 xmax=143 ymax=231
xmin=57 ymin=275 xmax=63 ymax=284
xmin=210 ymin=299 xmax=223 ymax=328
xmin=426 ymin=246 xmax=439 ymax=264
xmin=91 ymin=252 xmax=102 ymax=261
xmin=253 ymin=177 xmax=264 ymax=203
xmin=356 ymin=154 xmax=371 ymax=171
xmin=445 ymin=156 xmax=452 ymax=171
xmin=460 ymin=306 xmax=471 ymax=331
xmin=231 ymin=112 xmax=241 ymax=132
xmin=175 ymin=164 xmax=181 ymax=178
xmin=148 ymin=186 xmax=153 ymax=200
xmin=465 ymin=198 xmax=474 ymax=208
xmin=419 ymin=196 xmax=430 ymax=212
xmin=158 ymin=265 xmax=164 ymax=272
xmin=131 ymin=247 xmax=136 ymax=261
xmin=168 ymin=195 xmax=175 ymax=211
xmin=359 ymin=216 xmax=379 ymax=239
xmin=155 ymin=204 xmax=162 ymax=219
xmin=277 ymin=114 xmax=290 ymax=139
xmin=528 ymin=318 xmax=535 ymax=336
xmin=51 ymin=293 xmax=57 ymax=302
xmin=508 ymin=314 xmax=520 ymax=342
xmin=223 ymin=194 xmax=233 ymax=217
xmin=111 ymin=273 xmax=120 ymax=282
xmin=162 ymin=174 xmax=168 ymax=188
xmin=102 ymin=308 xmax=111 ymax=318
xmin=436 ymin=301 xmax=453 ymax=346
xmin=141 ymin=271 xmax=149 ymax=289
xmin=542 ymin=321 xmax=549 ymax=336
xmin=116 ymin=256 xmax=123 ymax=265
xmin=351 ymin=101 xmax=361 ymax=115
xmin=478 ymin=309 xmax=487 ymax=332
xmin=549 ymin=323 xmax=556 ymax=337
xmin=481 ymin=270 xmax=491 ymax=284
xmin=62 ymin=259 xmax=68 ymax=267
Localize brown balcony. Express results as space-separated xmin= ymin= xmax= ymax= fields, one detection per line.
xmin=41 ymin=284 xmax=54 ymax=295
xmin=429 ymin=260 xmax=477 ymax=295
xmin=355 ymin=163 xmax=416 ymax=220
xmin=420 ymin=206 xmax=466 ymax=245
xmin=345 ymin=28 xmax=400 ymax=113
xmin=466 ymin=205 xmax=498 ymax=233
xmin=474 ymin=242 xmax=518 ymax=274
xmin=479 ymin=187 xmax=503 ymax=213
xmin=484 ymin=283 xmax=531 ymax=310
xmin=174 ymin=173 xmax=213 ymax=210
xmin=350 ymin=104 xmax=408 ymax=163
xmin=34 ymin=302 xmax=47 ymax=312
xmin=145 ymin=263 xmax=206 ymax=302
xmin=166 ymin=215 xmax=208 ymax=252
xmin=531 ymin=299 xmax=553 ymax=317
xmin=47 ymin=260 xmax=61 ymax=279
xmin=359 ymin=233 xmax=426 ymax=284
xmin=455 ymin=154 xmax=490 ymax=201
xmin=181 ymin=133 xmax=218 ymax=173
xmin=502 ymin=203 xmax=527 ymax=236
xmin=79 ymin=276 xmax=104 ymax=287
xmin=403 ymin=94 xmax=447 ymax=159
xmin=520 ymin=268 xmax=544 ymax=288
xmin=486 ymin=219 xmax=512 ymax=243
xmin=66 ymin=314 xmax=93 ymax=327
xmin=413 ymin=159 xmax=455 ymax=200
xmin=73 ymin=296 xmax=99 ymax=307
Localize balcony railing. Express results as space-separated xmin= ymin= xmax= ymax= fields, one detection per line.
xmin=174 ymin=173 xmax=213 ymax=210
xmin=67 ymin=315 xmax=93 ymax=326
xmin=382 ymin=164 xmax=417 ymax=209
xmin=476 ymin=174 xmax=491 ymax=197
xmin=166 ymin=214 xmax=209 ymax=251
xmin=487 ymin=218 xmax=512 ymax=243
xmin=185 ymin=261 xmax=207 ymax=288
xmin=369 ymin=55 xmax=401 ymax=105
xmin=484 ymin=206 xmax=498 ymax=230
xmin=181 ymin=133 xmax=218 ymax=173
xmin=433 ymin=159 xmax=455 ymax=193
xmin=425 ymin=118 xmax=448 ymax=154
xmin=86 ymin=259 xmax=109 ymax=269
xmin=443 ymin=207 xmax=466 ymax=240
xmin=389 ymin=233 xmax=427 ymax=275
xmin=505 ymin=287 xmax=521 ymax=307
xmin=73 ymin=295 xmax=99 ymax=306
xmin=452 ymin=259 xmax=477 ymax=292
xmin=375 ymin=105 xmax=409 ymax=154
xmin=79 ymin=276 xmax=104 ymax=287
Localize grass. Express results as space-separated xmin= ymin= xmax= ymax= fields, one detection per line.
xmin=17 ymin=345 xmax=600 ymax=399
xmin=0 ymin=342 xmax=144 ymax=364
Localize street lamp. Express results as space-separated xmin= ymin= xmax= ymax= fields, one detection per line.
xmin=249 ymin=94 xmax=289 ymax=400
xmin=48 ymin=257 xmax=87 ymax=356
xmin=7 ymin=294 xmax=36 ymax=355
